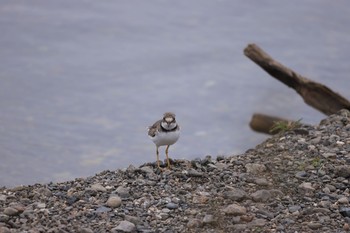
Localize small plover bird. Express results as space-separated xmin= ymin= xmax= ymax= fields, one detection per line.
xmin=148 ymin=112 xmax=180 ymax=169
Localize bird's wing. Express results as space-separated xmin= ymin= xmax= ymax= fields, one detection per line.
xmin=148 ymin=119 xmax=162 ymax=137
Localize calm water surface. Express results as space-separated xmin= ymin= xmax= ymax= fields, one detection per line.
xmin=1 ymin=1 xmax=349 ymax=186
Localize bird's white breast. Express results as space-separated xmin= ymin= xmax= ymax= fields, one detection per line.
xmin=150 ymin=130 xmax=180 ymax=147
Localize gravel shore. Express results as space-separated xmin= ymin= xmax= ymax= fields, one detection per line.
xmin=1 ymin=110 xmax=350 ymax=233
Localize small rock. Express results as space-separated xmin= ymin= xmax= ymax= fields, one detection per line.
xmin=187 ymin=219 xmax=201 ymax=228
xmin=0 ymin=227 xmax=11 ymax=233
xmin=338 ymin=197 xmax=349 ymax=204
xmin=240 ymin=215 xmax=254 ymax=222
xmin=112 ymin=220 xmax=136 ymax=233
xmin=187 ymin=169 xmax=204 ymax=177
xmin=251 ymin=190 xmax=271 ymax=203
xmin=116 ymin=186 xmax=130 ymax=198
xmin=340 ymin=207 xmax=350 ymax=217
xmin=91 ymin=183 xmax=107 ymax=192
xmin=325 ymin=184 xmax=336 ymax=192
xmin=245 ymin=163 xmax=266 ymax=174
xmin=161 ymin=208 xmax=171 ymax=213
xmin=166 ymin=202 xmax=179 ymax=209
xmin=335 ymin=166 xmax=350 ymax=178
xmin=36 ymin=202 xmax=46 ymax=209
xmin=0 ymin=195 xmax=7 ymax=202
xmin=288 ymin=205 xmax=301 ymax=213
xmin=223 ymin=188 xmax=247 ymax=201
xmin=106 ymin=196 xmax=122 ymax=208
xmin=295 ymin=171 xmax=308 ymax=179
xmin=78 ymin=228 xmax=94 ymax=233
xmin=223 ymin=204 xmax=247 ymax=216
xmin=249 ymin=218 xmax=266 ymax=227
xmin=322 ymin=152 xmax=336 ymax=159
xmin=202 ymin=214 xmax=216 ymax=225
xmin=124 ymin=215 xmax=140 ymax=225
xmin=307 ymin=222 xmax=322 ymax=230
xmin=95 ymin=206 xmax=111 ymax=213
xmin=254 ymin=178 xmax=270 ymax=186
xmin=3 ymin=207 xmax=20 ymax=216
xmin=0 ymin=214 xmax=9 ymax=222
xmin=140 ymin=166 xmax=154 ymax=174
xmin=36 ymin=187 xmax=52 ymax=197
xmin=298 ymin=182 xmax=315 ymax=192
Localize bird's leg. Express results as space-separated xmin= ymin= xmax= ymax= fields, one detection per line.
xmin=156 ymin=146 xmax=161 ymax=169
xmin=165 ymin=145 xmax=171 ymax=169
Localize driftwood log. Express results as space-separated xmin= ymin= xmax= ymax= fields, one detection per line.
xmin=249 ymin=113 xmax=292 ymax=135
xmin=244 ymin=44 xmax=350 ymax=134
xmin=244 ymin=44 xmax=350 ymax=116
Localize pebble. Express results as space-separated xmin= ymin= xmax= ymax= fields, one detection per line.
xmin=251 ymin=189 xmax=271 ymax=203
xmin=3 ymin=207 xmax=20 ymax=216
xmin=112 ymin=220 xmax=136 ymax=233
xmin=338 ymin=197 xmax=349 ymax=204
xmin=298 ymin=182 xmax=315 ymax=192
xmin=223 ymin=188 xmax=247 ymax=201
xmin=340 ymin=208 xmax=350 ymax=218
xmin=90 ymin=183 xmax=107 ymax=192
xmin=295 ymin=171 xmax=308 ymax=179
xmin=115 ymin=186 xmax=130 ymax=198
xmin=202 ymin=214 xmax=216 ymax=225
xmin=245 ymin=163 xmax=266 ymax=174
xmin=106 ymin=196 xmax=122 ymax=208
xmin=0 ymin=195 xmax=6 ymax=202
xmin=222 ymin=204 xmax=247 ymax=216
xmin=166 ymin=202 xmax=178 ymax=209
xmin=335 ymin=165 xmax=350 ymax=178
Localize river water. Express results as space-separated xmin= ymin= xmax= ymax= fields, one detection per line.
xmin=1 ymin=0 xmax=349 ymax=187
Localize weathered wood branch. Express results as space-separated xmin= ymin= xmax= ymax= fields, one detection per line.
xmin=250 ymin=113 xmax=292 ymax=135
xmin=244 ymin=44 xmax=350 ymax=115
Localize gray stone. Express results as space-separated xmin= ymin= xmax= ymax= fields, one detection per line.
xmin=78 ymin=228 xmax=94 ymax=233
xmin=322 ymin=152 xmax=336 ymax=159
xmin=295 ymin=171 xmax=308 ymax=179
xmin=245 ymin=163 xmax=266 ymax=174
xmin=307 ymin=222 xmax=323 ymax=230
xmin=116 ymin=186 xmax=130 ymax=198
xmin=340 ymin=207 xmax=350 ymax=217
xmin=0 ymin=227 xmax=11 ymax=233
xmin=288 ymin=205 xmax=301 ymax=213
xmin=223 ymin=188 xmax=247 ymax=201
xmin=106 ymin=196 xmax=122 ymax=208
xmin=140 ymin=166 xmax=154 ymax=174
xmin=249 ymin=218 xmax=266 ymax=227
xmin=3 ymin=207 xmax=20 ymax=216
xmin=338 ymin=197 xmax=349 ymax=204
xmin=0 ymin=195 xmax=7 ymax=202
xmin=325 ymin=184 xmax=336 ymax=192
xmin=254 ymin=178 xmax=270 ymax=186
xmin=187 ymin=219 xmax=201 ymax=228
xmin=36 ymin=187 xmax=52 ymax=197
xmin=112 ymin=220 xmax=136 ymax=233
xmin=222 ymin=204 xmax=247 ymax=216
xmin=251 ymin=189 xmax=272 ymax=203
xmin=187 ymin=169 xmax=204 ymax=177
xmin=166 ymin=202 xmax=179 ymax=209
xmin=90 ymin=183 xmax=107 ymax=192
xmin=95 ymin=206 xmax=111 ymax=213
xmin=36 ymin=202 xmax=46 ymax=209
xmin=335 ymin=165 xmax=350 ymax=178
xmin=202 ymin=214 xmax=216 ymax=225
xmin=124 ymin=215 xmax=140 ymax=225
xmin=298 ymin=182 xmax=315 ymax=192
xmin=0 ymin=214 xmax=9 ymax=222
